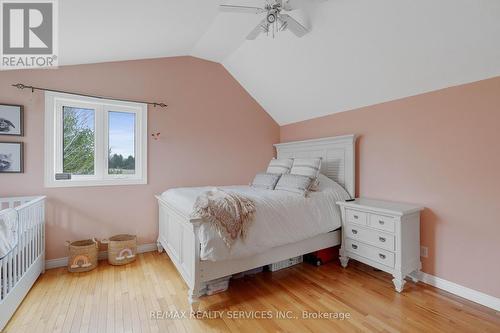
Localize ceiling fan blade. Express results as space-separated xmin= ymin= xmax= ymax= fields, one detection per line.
xmin=281 ymin=0 xmax=295 ymax=11
xmin=279 ymin=13 xmax=308 ymax=37
xmin=219 ymin=5 xmax=266 ymax=14
xmin=282 ymin=0 xmax=327 ymax=11
xmin=246 ymin=19 xmax=267 ymax=40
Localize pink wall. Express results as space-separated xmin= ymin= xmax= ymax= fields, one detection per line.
xmin=1 ymin=55 xmax=498 ymax=298
xmin=281 ymin=76 xmax=500 ymax=297
xmin=0 ymin=56 xmax=279 ymax=260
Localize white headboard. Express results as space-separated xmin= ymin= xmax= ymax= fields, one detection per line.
xmin=274 ymin=134 xmax=356 ymax=198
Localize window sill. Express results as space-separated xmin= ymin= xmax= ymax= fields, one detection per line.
xmin=44 ymin=177 xmax=147 ymax=188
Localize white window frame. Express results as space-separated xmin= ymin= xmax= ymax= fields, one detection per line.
xmin=44 ymin=91 xmax=147 ymax=187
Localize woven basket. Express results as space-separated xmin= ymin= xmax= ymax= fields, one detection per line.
xmin=66 ymin=239 xmax=98 ymax=273
xmin=103 ymin=234 xmax=137 ymax=265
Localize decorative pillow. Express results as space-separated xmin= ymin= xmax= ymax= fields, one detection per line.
xmin=290 ymin=158 xmax=322 ymax=190
xmin=266 ymin=158 xmax=294 ymax=175
xmin=274 ymin=174 xmax=313 ymax=196
xmin=250 ymin=172 xmax=281 ymax=190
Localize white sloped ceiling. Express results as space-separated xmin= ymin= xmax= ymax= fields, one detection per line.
xmin=57 ymin=1 xmax=500 ymax=124
xmin=217 ymin=0 xmax=500 ymax=124
xmin=59 ymin=0 xmax=220 ymax=65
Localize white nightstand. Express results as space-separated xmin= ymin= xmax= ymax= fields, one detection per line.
xmin=337 ymin=198 xmax=424 ymax=292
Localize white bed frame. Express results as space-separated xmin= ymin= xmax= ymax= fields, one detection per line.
xmin=0 ymin=196 xmax=46 ymax=331
xmin=155 ymin=135 xmax=356 ymax=309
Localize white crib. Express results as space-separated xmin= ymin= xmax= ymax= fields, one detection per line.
xmin=0 ymin=196 xmax=46 ymax=331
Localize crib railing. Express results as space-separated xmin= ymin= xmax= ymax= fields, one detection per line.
xmin=0 ymin=196 xmax=45 ymax=329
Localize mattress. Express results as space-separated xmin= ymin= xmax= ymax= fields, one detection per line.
xmin=161 ymin=177 xmax=350 ymax=261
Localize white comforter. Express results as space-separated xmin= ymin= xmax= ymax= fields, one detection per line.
xmin=161 ymin=177 xmax=350 ymax=261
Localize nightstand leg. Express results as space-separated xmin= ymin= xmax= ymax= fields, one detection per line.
xmin=392 ymin=273 xmax=406 ymax=292
xmin=339 ymin=250 xmax=349 ymax=268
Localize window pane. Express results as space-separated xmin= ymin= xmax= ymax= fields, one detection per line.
xmin=108 ymin=111 xmax=135 ymax=175
xmin=63 ymin=106 xmax=95 ymax=175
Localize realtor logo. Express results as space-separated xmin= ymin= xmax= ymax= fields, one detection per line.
xmin=1 ymin=0 xmax=58 ymax=69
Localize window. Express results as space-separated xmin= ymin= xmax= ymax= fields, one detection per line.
xmin=63 ymin=106 xmax=95 ymax=175
xmin=108 ymin=111 xmax=136 ymax=175
xmin=45 ymin=92 xmax=147 ymax=187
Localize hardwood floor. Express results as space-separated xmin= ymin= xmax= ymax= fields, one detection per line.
xmin=4 ymin=252 xmax=500 ymax=333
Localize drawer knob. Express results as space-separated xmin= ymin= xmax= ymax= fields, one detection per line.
xmin=379 ymin=220 xmax=385 ymax=225
xmin=351 ymin=229 xmax=358 ymax=234
xmin=351 ymin=244 xmax=358 ymax=250
xmin=353 ymin=215 xmax=359 ymax=219
xmin=379 ymin=253 xmax=386 ymax=259
xmin=379 ymin=237 xmax=386 ymax=242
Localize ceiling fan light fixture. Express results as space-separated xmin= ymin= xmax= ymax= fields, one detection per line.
xmin=266 ymin=11 xmax=277 ymax=24
xmin=221 ymin=0 xmax=309 ymax=40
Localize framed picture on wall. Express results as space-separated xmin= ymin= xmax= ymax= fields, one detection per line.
xmin=0 ymin=142 xmax=24 ymax=173
xmin=0 ymin=104 xmax=24 ymax=136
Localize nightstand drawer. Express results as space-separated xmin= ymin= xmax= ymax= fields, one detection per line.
xmin=369 ymin=214 xmax=395 ymax=233
xmin=346 ymin=209 xmax=368 ymax=225
xmin=345 ymin=239 xmax=395 ymax=268
xmin=345 ymin=224 xmax=395 ymax=251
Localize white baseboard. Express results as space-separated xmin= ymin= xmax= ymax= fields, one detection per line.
xmin=416 ymin=271 xmax=500 ymax=312
xmin=45 ymin=257 xmax=68 ymax=270
xmin=45 ymin=243 xmax=157 ymax=270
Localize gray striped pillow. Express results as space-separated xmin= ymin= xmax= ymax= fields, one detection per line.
xmin=250 ymin=172 xmax=281 ymax=190
xmin=290 ymin=158 xmax=322 ymax=179
xmin=290 ymin=158 xmax=322 ymax=191
xmin=266 ymin=158 xmax=294 ymax=175
xmin=274 ymin=174 xmax=313 ymax=196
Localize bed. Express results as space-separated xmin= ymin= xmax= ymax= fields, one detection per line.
xmin=155 ymin=135 xmax=356 ymax=309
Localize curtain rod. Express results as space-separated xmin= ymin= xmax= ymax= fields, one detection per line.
xmin=11 ymin=83 xmax=168 ymax=108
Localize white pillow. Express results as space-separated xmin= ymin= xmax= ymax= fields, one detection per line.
xmin=290 ymin=158 xmax=322 ymax=178
xmin=266 ymin=158 xmax=294 ymax=175
xmin=274 ymin=174 xmax=313 ymax=196
xmin=290 ymin=158 xmax=322 ymax=190
xmin=250 ymin=172 xmax=281 ymax=190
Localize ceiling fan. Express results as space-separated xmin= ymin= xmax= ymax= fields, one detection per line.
xmin=220 ymin=0 xmax=309 ymax=40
